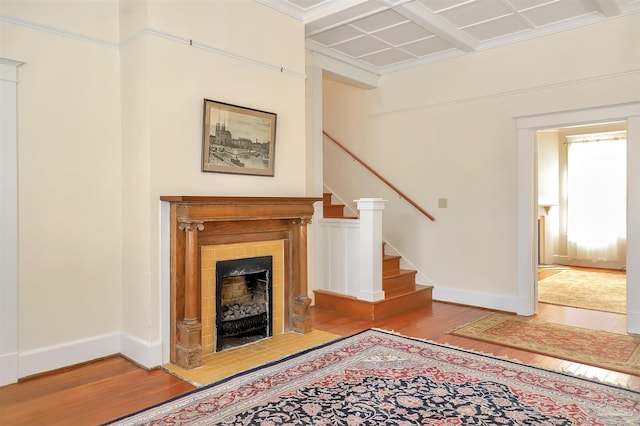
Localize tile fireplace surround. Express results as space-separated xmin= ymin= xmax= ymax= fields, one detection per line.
xmin=161 ymin=196 xmax=321 ymax=369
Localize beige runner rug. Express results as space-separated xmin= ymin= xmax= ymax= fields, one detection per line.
xmin=450 ymin=313 xmax=640 ymax=376
xmin=538 ymin=269 xmax=626 ymax=314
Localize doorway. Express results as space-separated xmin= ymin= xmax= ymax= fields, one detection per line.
xmin=535 ymin=124 xmax=627 ymax=313
xmin=516 ymin=102 xmax=640 ymax=334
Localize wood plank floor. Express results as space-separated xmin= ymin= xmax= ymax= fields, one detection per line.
xmin=1 ymin=301 xmax=637 ymax=425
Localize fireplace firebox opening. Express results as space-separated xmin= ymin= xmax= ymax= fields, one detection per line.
xmin=216 ymin=256 xmax=273 ymax=351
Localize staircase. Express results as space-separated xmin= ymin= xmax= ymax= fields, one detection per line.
xmin=322 ymin=192 xmax=357 ymax=219
xmin=314 ymin=193 xmax=433 ymax=320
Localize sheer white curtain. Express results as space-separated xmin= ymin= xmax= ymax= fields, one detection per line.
xmin=566 ymin=134 xmax=626 ymax=263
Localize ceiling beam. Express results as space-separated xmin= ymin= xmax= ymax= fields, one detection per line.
xmin=256 ymin=0 xmax=372 ymax=22
xmin=395 ymin=1 xmax=477 ymax=52
xmin=595 ymin=0 xmax=624 ymax=17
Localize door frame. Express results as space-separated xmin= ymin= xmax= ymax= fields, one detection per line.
xmin=0 ymin=58 xmax=23 ymax=386
xmin=516 ymin=102 xmax=640 ymax=334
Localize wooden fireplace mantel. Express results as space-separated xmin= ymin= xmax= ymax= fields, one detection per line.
xmin=161 ymin=196 xmax=321 ymax=369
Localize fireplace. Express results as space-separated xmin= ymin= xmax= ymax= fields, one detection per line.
xmin=200 ymin=240 xmax=284 ymax=355
xmin=161 ymin=196 xmax=320 ymax=369
xmin=216 ymin=256 xmax=272 ymax=351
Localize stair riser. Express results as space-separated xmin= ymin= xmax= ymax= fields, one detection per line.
xmin=383 ymin=271 xmax=416 ymax=288
xmin=383 ymin=257 xmax=400 ymax=277
xmin=314 ymin=287 xmax=432 ymax=320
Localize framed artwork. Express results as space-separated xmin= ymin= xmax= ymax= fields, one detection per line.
xmin=202 ymin=99 xmax=277 ymax=176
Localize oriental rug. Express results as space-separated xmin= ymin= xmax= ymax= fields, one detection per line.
xmin=105 ymin=329 xmax=640 ymax=425
xmin=450 ymin=313 xmax=640 ymax=376
xmin=538 ymin=269 xmax=626 ymax=314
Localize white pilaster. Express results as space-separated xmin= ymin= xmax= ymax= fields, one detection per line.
xmin=356 ymin=198 xmax=386 ymax=302
xmin=1 ymin=58 xmax=23 ymax=386
xmin=626 ymin=114 xmax=640 ymax=334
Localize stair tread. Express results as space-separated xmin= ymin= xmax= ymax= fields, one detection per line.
xmin=323 ymin=205 xmax=358 ymax=219
xmin=384 ymin=284 xmax=432 ymax=299
xmin=323 ymin=203 xmax=346 ymax=218
xmin=323 ymin=192 xmax=359 ymax=219
xmin=384 ymin=268 xmax=418 ymax=295
xmin=383 ymin=269 xmax=416 ymax=278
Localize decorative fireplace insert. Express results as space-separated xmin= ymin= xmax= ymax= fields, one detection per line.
xmin=216 ymin=256 xmax=273 ymax=351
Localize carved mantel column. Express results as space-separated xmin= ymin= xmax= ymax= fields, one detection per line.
xmin=292 ymin=218 xmax=312 ymax=333
xmin=176 ymin=221 xmax=204 ymax=369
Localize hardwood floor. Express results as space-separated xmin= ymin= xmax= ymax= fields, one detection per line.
xmin=0 ymin=356 xmax=195 ymax=425
xmin=1 ymin=301 xmax=637 ymax=425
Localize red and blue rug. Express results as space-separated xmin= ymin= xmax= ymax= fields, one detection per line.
xmin=106 ymin=329 xmax=639 ymax=425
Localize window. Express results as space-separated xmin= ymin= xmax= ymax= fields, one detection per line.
xmin=566 ymin=132 xmax=626 ymax=263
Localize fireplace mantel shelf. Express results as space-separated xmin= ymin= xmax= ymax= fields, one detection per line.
xmin=160 ymin=195 xmax=321 ymax=204
xmin=162 ymin=196 xmax=321 ymax=369
xmin=161 ymin=196 xmax=322 ymax=223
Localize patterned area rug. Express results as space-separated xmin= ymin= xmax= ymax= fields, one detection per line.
xmin=538 ymin=269 xmax=626 ymax=314
xmin=105 ymin=329 xmax=639 ymax=425
xmin=451 ymin=313 xmax=640 ymax=376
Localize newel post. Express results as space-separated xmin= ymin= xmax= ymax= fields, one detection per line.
xmin=356 ymin=198 xmax=387 ymax=302
xmin=176 ymin=221 xmax=204 ymax=369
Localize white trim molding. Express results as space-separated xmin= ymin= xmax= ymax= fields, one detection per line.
xmin=433 ymin=287 xmax=517 ymax=313
xmin=15 ymin=331 xmax=162 ymax=379
xmin=626 ymin=113 xmax=640 ymax=335
xmin=1 ymin=14 xmax=305 ymax=79
xmin=0 ymin=58 xmax=23 ymax=386
xmin=120 ymin=333 xmax=163 ymax=370
xmin=18 ymin=333 xmax=120 ymax=379
xmin=160 ymin=201 xmax=171 ymax=365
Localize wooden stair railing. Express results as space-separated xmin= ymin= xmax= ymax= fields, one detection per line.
xmin=323 ymin=130 xmax=435 ymax=222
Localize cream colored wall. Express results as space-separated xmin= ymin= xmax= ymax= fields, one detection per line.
xmin=0 ymin=1 xmax=122 ymax=352
xmin=121 ymin=0 xmax=306 ymax=347
xmin=1 ymin=0 xmax=306 ymax=374
xmin=323 ymin=14 xmax=639 ymax=309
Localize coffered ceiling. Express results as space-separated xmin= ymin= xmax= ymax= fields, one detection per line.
xmin=258 ymin=0 xmax=640 ymax=75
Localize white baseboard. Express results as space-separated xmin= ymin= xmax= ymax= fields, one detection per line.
xmin=0 ymin=351 xmax=18 ymax=386
xmin=551 ymin=255 xmax=625 ymax=270
xmin=120 ymin=332 xmax=162 ymax=370
xmin=18 ymin=332 xmax=120 ymax=378
xmin=433 ymin=287 xmax=518 ymax=314
xmin=628 ymin=310 xmax=640 ymax=335
xmin=16 ymin=332 xmax=163 ymax=379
